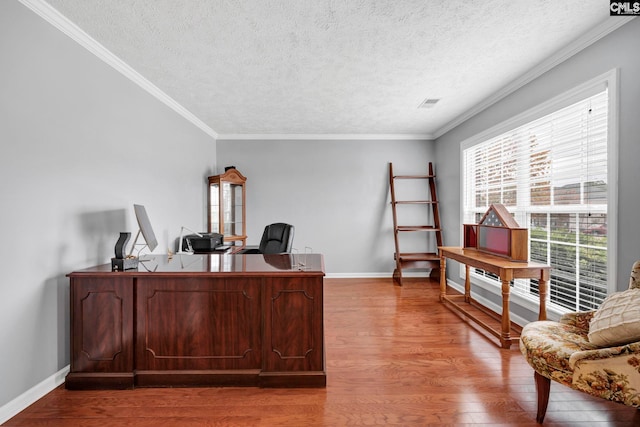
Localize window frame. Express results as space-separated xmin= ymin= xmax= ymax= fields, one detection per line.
xmin=457 ymin=69 xmax=618 ymax=319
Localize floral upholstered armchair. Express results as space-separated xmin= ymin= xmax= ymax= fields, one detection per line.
xmin=520 ymin=260 xmax=640 ymax=423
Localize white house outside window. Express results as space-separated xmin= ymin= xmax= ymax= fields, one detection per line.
xmin=462 ymin=72 xmax=616 ymax=314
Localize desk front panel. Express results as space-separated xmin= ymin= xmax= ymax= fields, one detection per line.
xmin=263 ymin=276 xmax=324 ymax=372
xmin=136 ymin=277 xmax=262 ymax=371
xmin=70 ymin=276 xmax=134 ymax=374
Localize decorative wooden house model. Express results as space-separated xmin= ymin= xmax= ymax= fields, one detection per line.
xmin=463 ymin=204 xmax=528 ymax=262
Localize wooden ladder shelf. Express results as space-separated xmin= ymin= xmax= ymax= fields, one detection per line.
xmin=389 ymin=162 xmax=443 ymax=286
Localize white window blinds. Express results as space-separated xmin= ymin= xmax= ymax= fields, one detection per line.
xmin=463 ymin=88 xmax=609 ymax=312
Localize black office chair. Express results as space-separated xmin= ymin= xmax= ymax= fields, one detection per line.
xmin=241 ymin=223 xmax=295 ymax=254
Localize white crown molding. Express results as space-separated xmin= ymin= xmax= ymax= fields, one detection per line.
xmin=18 ymin=0 xmax=218 ymax=140
xmin=218 ymin=133 xmax=434 ymax=141
xmin=433 ymin=16 xmax=636 ymax=139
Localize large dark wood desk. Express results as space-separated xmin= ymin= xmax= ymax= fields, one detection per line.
xmin=66 ymin=253 xmax=325 ymax=389
xmin=438 ymin=247 xmax=550 ymax=349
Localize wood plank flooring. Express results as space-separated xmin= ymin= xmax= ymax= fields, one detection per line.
xmin=4 ymin=278 xmax=640 ymax=426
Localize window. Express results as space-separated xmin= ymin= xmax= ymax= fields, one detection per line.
xmin=462 ymin=71 xmax=616 ymax=313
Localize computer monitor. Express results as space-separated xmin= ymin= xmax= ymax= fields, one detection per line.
xmin=129 ymin=204 xmax=158 ymax=256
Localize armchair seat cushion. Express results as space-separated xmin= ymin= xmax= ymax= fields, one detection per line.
xmin=520 ymin=321 xmax=599 ymax=387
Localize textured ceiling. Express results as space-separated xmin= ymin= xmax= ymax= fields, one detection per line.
xmin=42 ymin=0 xmax=613 ymax=138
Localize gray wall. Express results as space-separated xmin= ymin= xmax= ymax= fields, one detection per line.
xmin=435 ymin=18 xmax=640 ymax=321
xmin=216 ymin=139 xmax=434 ymax=274
xmin=0 ymin=1 xmax=215 ymax=409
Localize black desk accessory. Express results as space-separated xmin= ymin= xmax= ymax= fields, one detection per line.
xmin=111 ymin=232 xmax=139 ymax=271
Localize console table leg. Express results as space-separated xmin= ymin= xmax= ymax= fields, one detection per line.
xmin=538 ymin=277 xmax=548 ymax=321
xmin=501 ymin=278 xmax=511 ymax=348
xmin=464 ymin=265 xmax=471 ymax=303
xmin=439 ymin=256 xmax=447 ymax=302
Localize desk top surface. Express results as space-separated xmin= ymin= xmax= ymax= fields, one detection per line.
xmin=69 ymin=253 xmax=325 ymax=276
xmin=439 ymin=246 xmax=550 ymax=270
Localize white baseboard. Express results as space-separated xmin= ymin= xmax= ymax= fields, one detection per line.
xmin=445 ymin=278 xmax=528 ymax=327
xmin=0 ymin=365 xmax=70 ymax=424
xmin=325 ymin=272 xmax=430 ymax=279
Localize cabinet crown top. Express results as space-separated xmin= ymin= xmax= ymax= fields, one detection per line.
xmin=209 ymin=168 xmax=246 ymax=183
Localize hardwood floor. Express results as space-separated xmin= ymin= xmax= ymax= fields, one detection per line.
xmin=4 ymin=278 xmax=639 ymax=426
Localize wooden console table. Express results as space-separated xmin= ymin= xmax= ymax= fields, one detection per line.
xmin=438 ymin=247 xmax=550 ymax=349
xmin=66 ymin=253 xmax=325 ymax=389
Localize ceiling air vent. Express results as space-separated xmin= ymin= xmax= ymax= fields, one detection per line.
xmin=418 ymin=98 xmax=440 ymax=109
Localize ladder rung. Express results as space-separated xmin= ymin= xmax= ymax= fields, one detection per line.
xmin=393 ymin=175 xmax=435 ymax=179
xmin=393 ymin=201 xmax=438 ymax=205
xmin=397 ymin=252 xmax=441 ymax=262
xmin=397 ymin=226 xmax=440 ymax=231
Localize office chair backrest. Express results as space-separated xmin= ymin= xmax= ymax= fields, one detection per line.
xmin=258 ymin=223 xmax=295 ymax=254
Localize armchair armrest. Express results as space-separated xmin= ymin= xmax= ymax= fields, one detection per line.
xmin=559 ymin=311 xmax=596 ymax=331
xmin=569 ymin=341 xmax=640 ymax=407
xmin=569 ymin=341 xmax=640 ymax=369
